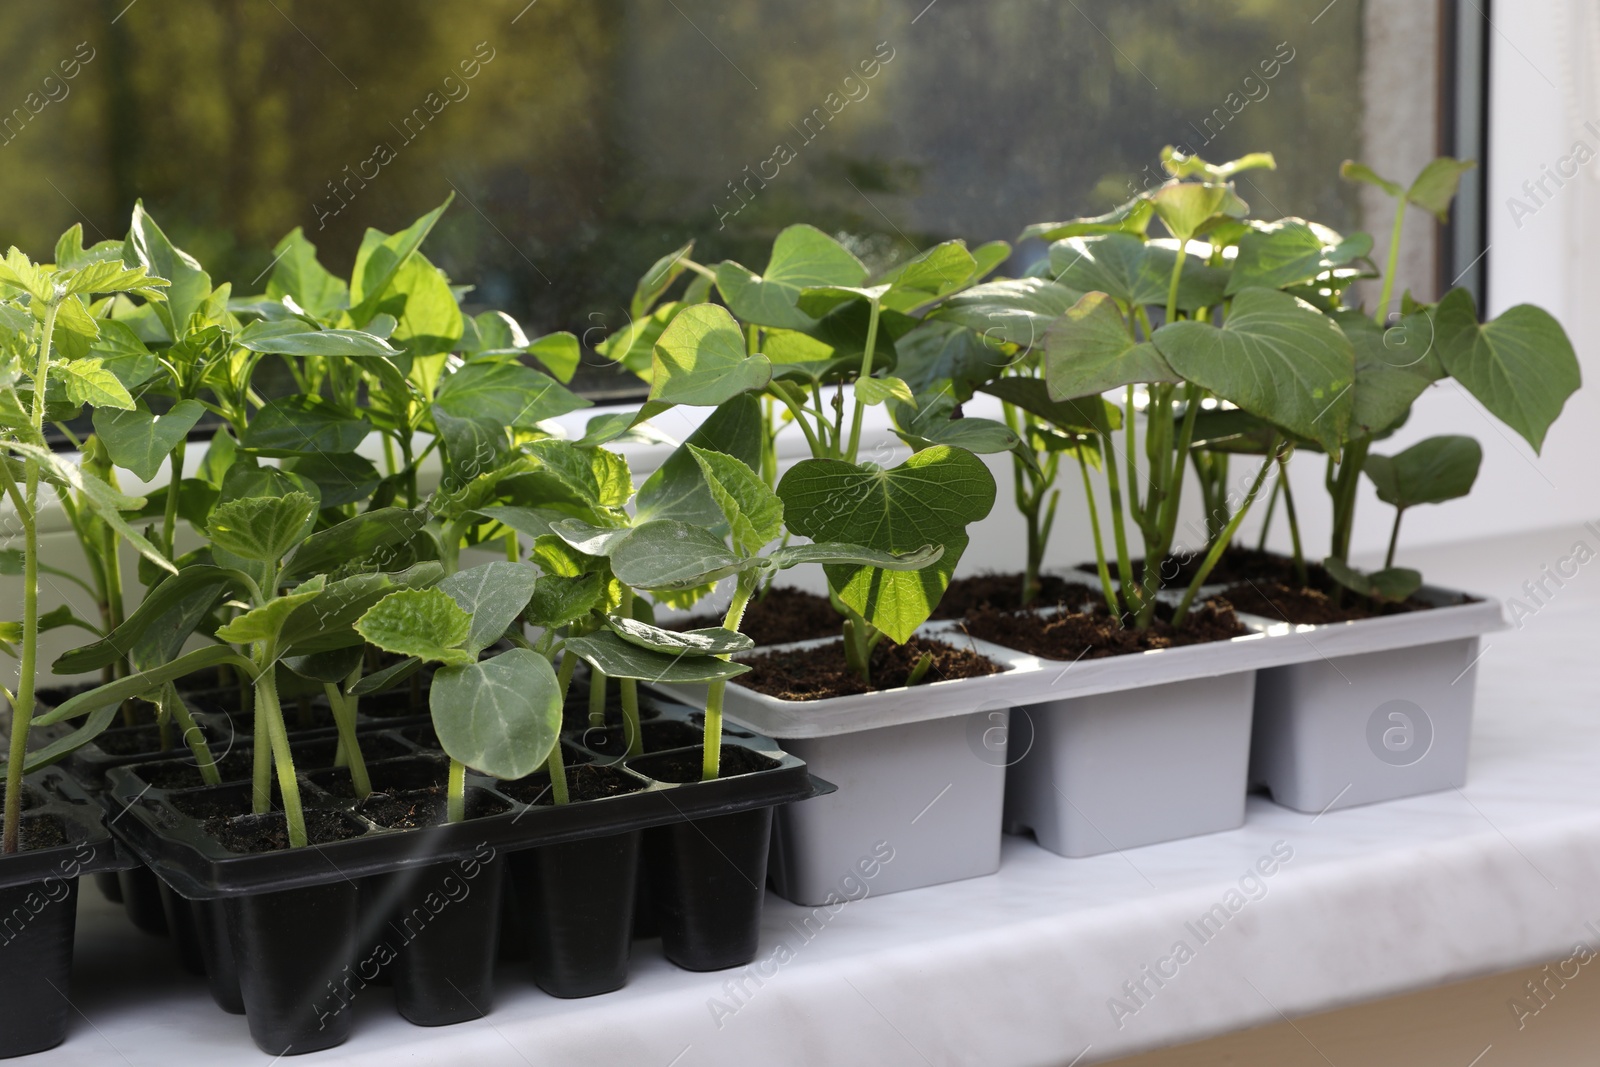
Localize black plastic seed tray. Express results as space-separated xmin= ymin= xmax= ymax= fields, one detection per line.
xmin=0 ymin=767 xmax=137 ymax=891
xmin=100 ymin=697 xmax=832 ymax=900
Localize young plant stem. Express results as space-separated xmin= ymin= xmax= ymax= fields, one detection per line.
xmin=1076 ymin=447 xmax=1121 ymax=615
xmin=1375 ymin=200 xmax=1408 ymax=326
xmin=325 ymin=679 xmax=370 ymax=800
xmin=1099 ymin=435 xmax=1140 ymax=616
xmin=617 ymin=587 xmax=643 ymax=756
xmin=701 ymin=577 xmax=756 ymax=782
xmin=1256 ymin=477 xmax=1281 ymax=550
xmin=1385 ymin=509 xmax=1405 ymax=569
xmin=166 ymin=684 xmax=221 ymax=786
xmin=1172 ymin=447 xmax=1280 ymax=627
xmin=254 ymin=653 xmax=308 ymax=848
xmin=3 ymin=300 xmax=60 ymax=855
xmin=1124 ymin=385 xmax=1141 ymax=518
xmin=447 ymin=759 xmax=466 ymax=824
xmin=545 ymin=651 xmax=579 ymax=805
xmin=1276 ymin=455 xmax=1307 ymax=586
xmin=251 ymin=684 xmax=272 ymax=813
xmin=162 ymin=437 xmax=187 ymax=559
xmin=587 ymin=668 xmax=608 ymax=728
xmin=843 ymin=298 xmax=882 ymax=464
xmin=904 ymin=652 xmax=934 ymax=687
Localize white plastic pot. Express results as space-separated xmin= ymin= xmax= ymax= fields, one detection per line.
xmin=652 ymin=633 xmax=1029 ymax=904
xmin=1244 ymin=587 xmax=1506 ymax=813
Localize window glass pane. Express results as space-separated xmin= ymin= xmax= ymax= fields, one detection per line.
xmin=0 ymin=1 xmax=1367 ymax=398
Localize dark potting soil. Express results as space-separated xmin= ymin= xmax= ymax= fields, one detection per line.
xmin=18 ymin=815 xmax=69 ymax=851
xmin=1217 ymin=580 xmax=1436 ymax=624
xmin=1087 ymin=546 xmax=1333 ymax=589
xmin=317 ymin=758 xmax=446 ymax=799
xmin=167 ymin=785 xmax=284 ymax=821
xmin=357 ymin=689 xmax=430 ymax=720
xmin=737 ymin=635 xmax=1002 ymax=701
xmin=561 ymin=700 xmax=663 ymax=734
xmin=578 ymin=719 xmax=704 ymax=758
xmin=675 ymin=586 xmax=840 ymax=647
xmin=133 ymin=749 xmax=261 ymax=790
xmin=205 ymin=810 xmax=365 ymax=854
xmin=501 ymin=764 xmax=647 ymax=806
xmin=930 ymin=572 xmax=1103 ymax=619
xmin=963 ymin=599 xmax=1247 ymax=660
xmin=357 ymin=786 xmax=512 ymax=829
xmin=93 ymin=715 xmax=203 ymax=756
xmin=634 ymin=745 xmax=778 ymax=784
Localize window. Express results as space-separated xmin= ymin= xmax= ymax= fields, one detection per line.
xmin=0 ymin=0 xmax=1477 ymax=399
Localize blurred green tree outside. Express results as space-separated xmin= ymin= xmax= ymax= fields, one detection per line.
xmin=0 ymin=0 xmax=1362 ymax=396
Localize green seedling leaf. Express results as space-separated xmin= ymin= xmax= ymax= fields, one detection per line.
xmin=1335 ymin=312 xmax=1435 ymax=437
xmin=6 ymin=441 xmax=175 ymax=575
xmin=279 ymin=561 xmax=445 ymax=653
xmin=439 ymin=560 xmax=540 ymax=655
xmin=764 ymin=542 xmax=943 ymax=571
xmin=349 ymin=194 xmax=453 ymax=323
xmin=891 ymin=320 xmax=1013 ymax=400
xmin=1339 ymin=160 xmax=1403 ymax=198
xmin=1324 ymin=557 xmax=1423 ymax=603
xmin=284 ymin=645 xmax=366 ymax=684
xmin=689 ymin=444 xmax=783 ymax=555
xmin=125 ymin=202 xmax=211 ymax=339
xmin=930 ymin=277 xmax=1084 ymax=349
xmin=1365 ymin=435 xmax=1482 ymax=509
xmin=1047 ymin=234 xmax=1228 ymax=310
xmin=1405 ymin=157 xmax=1477 ymax=222
xmin=605 ymin=614 xmax=753 ymax=656
xmin=608 ymin=520 xmax=746 ymax=590
xmin=433 ymin=408 xmax=507 ymax=486
xmin=196 ymin=426 xmax=238 ymax=489
xmin=1161 ymin=147 xmax=1276 ymax=181
xmin=874 ymin=240 xmax=978 ymax=313
xmin=562 ymin=629 xmax=752 ymax=684
xmin=714 ymin=224 xmax=867 ymax=329
xmin=650 ymin=303 xmax=772 ymax=406
xmin=356 ymin=588 xmax=475 ymax=667
xmin=235 ymin=319 xmax=399 ymax=358
xmin=266 ymin=227 xmax=349 ymax=319
xmin=350 ymin=656 xmax=422 ymax=697
xmin=476 ymin=505 xmax=568 ymax=543
xmin=207 ymin=491 xmax=318 ymax=563
xmin=215 ymin=577 xmax=326 ymax=645
xmin=524 ymin=572 xmax=606 ymax=630
xmin=635 ymin=394 xmax=763 ymax=526
xmin=776 ymin=447 xmax=996 ymax=642
xmin=1044 ymin=291 xmax=1180 ymax=400
xmin=519 ymin=439 xmax=633 ymax=511
xmin=92 ymin=400 xmax=206 ymax=481
xmin=1150 ymin=182 xmax=1230 ymax=242
xmin=1019 ymin=196 xmax=1155 ymax=243
xmin=284 ymin=450 xmax=382 ymax=508
xmin=53 ymin=565 xmax=244 ymax=674
xmin=57 ymin=358 xmax=134 ymax=410
xmin=1227 ymin=220 xmax=1374 ymax=295
xmin=284 ymin=507 xmax=427 ymax=581
xmin=1432 ymin=287 xmax=1580 ymax=453
xmin=385 ymin=253 xmax=464 ymax=358
xmin=430 ymin=648 xmax=562 ymax=780
xmin=762 ymin=300 xmax=912 ymax=385
xmin=891 ymin=393 xmax=1023 ymax=458
xmin=1187 ymin=408 xmax=1283 ymax=455
xmin=1153 ymin=287 xmax=1355 ymax=452
xmin=241 ymin=395 xmax=371 ymax=456
xmin=434 ymin=360 xmax=590 ymax=429
xmin=528 ymin=331 xmax=581 ymax=383
xmin=980 ymin=376 xmax=1122 ymax=435
xmin=853 ymin=375 xmax=915 ymax=407
xmin=632 ymin=240 xmax=694 ymax=318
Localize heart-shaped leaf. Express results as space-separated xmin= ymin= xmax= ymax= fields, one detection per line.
xmin=430 ymin=648 xmax=562 ymax=780
xmin=776 ymin=447 xmax=996 ymax=642
xmin=524 ymin=572 xmax=606 ymax=630
xmin=215 ymin=578 xmax=326 ymax=645
xmin=1336 ymin=312 xmax=1435 ymax=438
xmin=632 ymin=240 xmax=695 ymax=318
xmin=874 ymin=240 xmax=978 ymax=312
xmin=1019 ymin=197 xmax=1156 ymax=243
xmin=1226 ymin=220 xmax=1373 ymax=295
xmin=1432 ymin=287 xmax=1580 ymax=453
xmin=1044 ymin=291 xmax=1180 ymax=400
xmin=1364 ymin=435 xmax=1482 ymax=509
xmin=980 ymin=377 xmax=1122 ymax=435
xmin=439 ymin=560 xmax=540 ymax=655
xmin=1324 ymin=557 xmax=1423 ymax=603
xmin=1048 ymin=235 xmax=1228 ymax=310
xmin=279 ymin=562 xmax=444 ymax=653
xmin=283 ymin=450 xmax=382 ymax=508
xmin=649 ymin=303 xmax=772 ymax=406
xmin=605 ymin=615 xmax=753 ymax=656
xmin=562 ymin=630 xmax=752 ymax=684
xmin=930 ymin=277 xmax=1085 ymax=349
xmin=1150 ymin=182 xmax=1230 ymax=242
xmin=714 ymin=224 xmax=866 ymax=329
xmin=92 ymin=399 xmax=206 ymax=481
xmin=434 ymin=361 xmax=590 ymax=430
xmin=635 ymin=394 xmax=763 ymax=526
xmin=1153 ymin=287 xmax=1355 ymax=452
xmin=356 ymin=588 xmax=475 ymax=667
